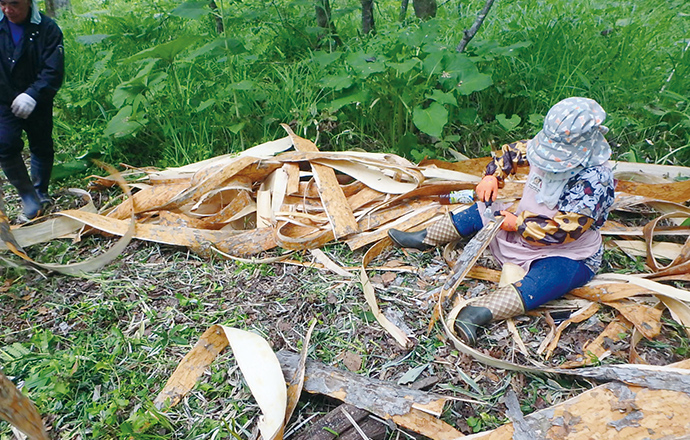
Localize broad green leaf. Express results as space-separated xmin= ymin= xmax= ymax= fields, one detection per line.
xmin=196 ymin=99 xmax=215 ymax=112
xmin=426 ymin=89 xmax=457 ymax=106
xmin=528 ymin=113 xmax=544 ymax=127
xmin=438 ymin=53 xmax=492 ymax=94
xmin=52 ymin=160 xmax=93 ymax=180
xmin=228 ymin=122 xmax=245 ymax=134
xmin=345 ymin=53 xmax=387 ymax=78
xmin=388 ymin=58 xmax=420 ymax=75
xmin=413 ymin=102 xmax=448 ymax=138
xmin=123 ymin=36 xmax=204 ymax=64
xmin=112 ymin=80 xmax=147 ymax=108
xmin=421 ymin=52 xmax=444 ymax=77
xmin=421 ymin=41 xmax=450 ymax=55
xmin=323 ymin=90 xmax=369 ymax=112
xmin=457 ymin=107 xmax=478 ymax=125
xmin=171 ymin=1 xmax=210 ymax=20
xmin=455 ymin=71 xmax=493 ymax=95
xmin=442 ymin=52 xmax=476 ymax=75
xmin=496 ymin=114 xmax=522 ymax=131
xmin=318 ymin=74 xmax=353 ymax=91
xmin=312 ymin=50 xmax=342 ymax=68
xmin=399 ymin=22 xmax=441 ymax=48
xmin=104 ymin=106 xmax=148 ymax=138
xmin=75 ymin=34 xmax=111 ymax=45
xmin=472 ymin=40 xmax=532 ymax=59
xmin=186 ymin=38 xmax=247 ymax=60
xmin=227 ymin=80 xmax=255 ymax=91
xmin=112 ymin=70 xmax=167 ymax=108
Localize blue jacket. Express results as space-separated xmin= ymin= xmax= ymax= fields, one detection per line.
xmin=0 ymin=13 xmax=64 ymax=106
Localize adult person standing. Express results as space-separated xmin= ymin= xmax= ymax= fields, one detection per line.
xmin=0 ymin=0 xmax=64 ymax=221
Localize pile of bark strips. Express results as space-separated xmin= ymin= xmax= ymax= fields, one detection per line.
xmin=3 ymin=124 xmax=690 ymax=439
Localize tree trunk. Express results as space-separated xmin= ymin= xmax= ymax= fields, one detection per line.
xmin=412 ymin=0 xmax=437 ymax=19
xmin=361 ymin=0 xmax=375 ymax=35
xmin=210 ymin=1 xmax=224 ymax=34
xmin=456 ymin=0 xmax=496 ymax=53
xmin=399 ymin=0 xmax=410 ymax=21
xmin=315 ymin=0 xmax=343 ymax=46
xmin=44 ymin=0 xmax=70 ymax=17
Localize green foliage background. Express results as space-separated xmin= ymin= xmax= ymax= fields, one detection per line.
xmin=53 ymin=0 xmax=690 ymax=176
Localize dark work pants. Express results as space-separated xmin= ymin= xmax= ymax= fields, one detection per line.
xmin=450 ymin=204 xmax=595 ymax=310
xmin=0 ymin=103 xmax=55 ymax=165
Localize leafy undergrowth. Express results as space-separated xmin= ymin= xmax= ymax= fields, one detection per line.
xmin=2 ymin=187 xmax=689 ymax=440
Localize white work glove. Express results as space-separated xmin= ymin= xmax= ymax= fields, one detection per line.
xmin=11 ymin=93 xmax=37 ymax=119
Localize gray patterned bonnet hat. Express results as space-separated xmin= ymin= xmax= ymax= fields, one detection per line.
xmin=527 ymin=97 xmax=611 ymax=173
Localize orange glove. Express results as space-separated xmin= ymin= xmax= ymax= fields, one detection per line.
xmin=500 ymin=211 xmax=518 ymax=232
xmin=475 ymin=175 xmax=499 ymax=202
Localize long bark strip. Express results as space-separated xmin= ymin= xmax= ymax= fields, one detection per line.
xmin=466 ymin=381 xmax=690 ymax=439
xmin=281 ymin=124 xmax=360 ymax=239
xmin=0 ymin=372 xmax=49 ymax=440
xmin=276 ymin=350 xmax=464 ymax=439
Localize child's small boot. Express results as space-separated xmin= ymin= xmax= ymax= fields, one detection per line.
xmin=388 ymin=213 xmax=460 ymax=251
xmin=454 ymin=284 xmax=525 ymax=345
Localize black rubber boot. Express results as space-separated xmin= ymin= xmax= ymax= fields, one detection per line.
xmin=388 ymin=229 xmax=430 ymax=251
xmin=1 ymin=155 xmax=42 ymax=220
xmin=454 ymin=305 xmax=493 ymax=346
xmin=30 ymin=154 xmax=53 ymax=205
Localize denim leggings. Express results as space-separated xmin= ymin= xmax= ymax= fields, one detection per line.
xmin=451 ymin=204 xmax=595 ymax=310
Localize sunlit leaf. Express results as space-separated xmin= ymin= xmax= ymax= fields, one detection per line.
xmin=437 ymin=52 xmax=493 ymax=95
xmin=388 ymin=58 xmax=420 ymax=75
xmin=496 ymin=114 xmax=521 ymax=131
xmin=123 ymin=36 xmax=204 ymax=64
xmin=426 ymin=89 xmax=457 ymax=107
xmin=75 ymin=34 xmax=111 ymax=45
xmin=345 ymin=52 xmax=386 ymax=78
xmin=227 ymin=80 xmax=255 ymax=91
xmin=171 ymin=1 xmax=210 ymax=20
xmin=455 ymin=71 xmax=493 ymax=96
xmin=318 ymin=74 xmax=352 ymax=91
xmin=528 ymin=113 xmax=544 ymax=127
xmin=196 ymin=99 xmax=215 ymax=112
xmin=413 ymin=102 xmax=448 ymax=138
xmin=322 ymin=90 xmax=369 ymax=112
xmin=228 ymin=122 xmax=245 ymax=134
xmin=472 ymin=40 xmax=532 ymax=59
xmin=198 ymin=37 xmax=247 ymax=58
xmin=104 ymin=106 xmax=148 ymax=138
xmin=421 ymin=52 xmax=444 ymax=77
xmin=311 ymin=50 xmax=342 ymax=68
xmin=457 ymin=107 xmax=478 ymax=125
